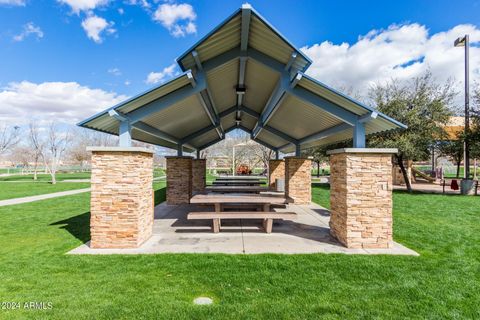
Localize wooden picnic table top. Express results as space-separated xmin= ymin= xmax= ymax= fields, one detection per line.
xmin=190 ymin=193 xmax=286 ymax=205
xmin=205 ymin=186 xmax=268 ymax=193
xmin=212 ymin=180 xmax=263 ymax=185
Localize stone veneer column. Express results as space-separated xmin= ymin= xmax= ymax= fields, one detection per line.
xmin=268 ymin=159 xmax=285 ymax=189
xmin=192 ymin=159 xmax=206 ymax=193
xmin=88 ymin=147 xmax=154 ymax=249
xmin=166 ymin=156 xmax=192 ymax=205
xmin=285 ymin=157 xmax=311 ymax=204
xmin=328 ymin=148 xmax=397 ymax=249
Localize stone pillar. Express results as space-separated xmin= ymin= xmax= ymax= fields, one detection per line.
xmin=88 ymin=147 xmax=154 ymax=249
xmin=268 ymin=159 xmax=285 ymax=189
xmin=285 ymin=157 xmax=311 ymax=204
xmin=192 ymin=159 xmax=206 ymax=193
xmin=166 ymin=156 xmax=192 ymax=205
xmin=328 ymin=148 xmax=397 ymax=249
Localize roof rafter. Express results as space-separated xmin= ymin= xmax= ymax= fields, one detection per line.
xmin=109 ymin=110 xmax=196 ymax=150
xmin=287 ymin=85 xmax=358 ymax=126
xmin=251 ymin=137 xmax=278 ymax=151
xmin=219 ymin=105 xmax=260 ymax=119
xmin=252 ymin=71 xmax=293 ymax=138
xmin=192 ymin=50 xmax=224 ymax=139
xmin=299 ymin=123 xmax=351 ymax=145
xmin=198 ymin=136 xmax=223 ymax=151
xmin=262 ymin=125 xmax=298 ymax=145
xmin=179 ymin=123 xmax=219 ymax=144
xmin=126 ymin=72 xmax=205 ymax=124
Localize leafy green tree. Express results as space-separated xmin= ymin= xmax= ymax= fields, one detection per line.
xmin=305 ymin=147 xmax=328 ymax=177
xmin=368 ymin=71 xmax=456 ymax=192
xmin=470 ymin=85 xmax=480 ymax=177
xmin=438 ymin=137 xmax=463 ymax=178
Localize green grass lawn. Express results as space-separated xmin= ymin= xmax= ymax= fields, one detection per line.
xmin=0 ymin=184 xmax=479 ymax=319
xmin=0 ymin=182 xmax=91 ymax=201
xmin=0 ymin=172 xmax=91 ymax=182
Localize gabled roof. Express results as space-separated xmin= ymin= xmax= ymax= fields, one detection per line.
xmin=79 ymin=4 xmax=406 ymax=154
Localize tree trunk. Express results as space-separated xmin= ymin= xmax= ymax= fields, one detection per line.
xmin=456 ymin=160 xmax=461 ymax=178
xmin=397 ymin=155 xmax=412 ymax=193
xmin=33 ymin=155 xmax=38 ymax=181
xmin=316 ymin=161 xmax=320 ymax=178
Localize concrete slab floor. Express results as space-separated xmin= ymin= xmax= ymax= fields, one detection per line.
xmin=69 ymin=202 xmax=419 ymax=256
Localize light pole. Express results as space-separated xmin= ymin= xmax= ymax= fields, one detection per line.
xmin=454 ymin=34 xmax=470 ymax=180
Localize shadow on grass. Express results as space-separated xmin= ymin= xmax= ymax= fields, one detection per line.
xmin=50 ymin=212 xmax=91 ymax=244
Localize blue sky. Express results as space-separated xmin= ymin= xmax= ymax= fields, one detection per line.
xmin=0 ymin=0 xmax=479 ymax=126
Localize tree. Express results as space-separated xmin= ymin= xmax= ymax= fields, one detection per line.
xmin=368 ymin=71 xmax=456 ymax=192
xmin=304 ymin=147 xmax=329 ymax=177
xmin=438 ymin=138 xmax=463 ymax=178
xmin=44 ymin=123 xmax=70 ymax=184
xmin=29 ymin=122 xmax=70 ymax=184
xmin=0 ymin=123 xmax=20 ymax=155
xmin=252 ymin=143 xmax=274 ymax=174
xmin=29 ymin=122 xmax=45 ymax=181
xmin=68 ymin=128 xmax=116 ymax=170
xmin=470 ymin=84 xmax=480 ymax=178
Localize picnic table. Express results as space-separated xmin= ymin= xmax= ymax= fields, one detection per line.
xmin=189 ymin=193 xmax=294 ymax=233
xmin=212 ymin=180 xmax=263 ymax=186
xmin=205 ymin=186 xmax=269 ymax=193
xmin=215 ymin=176 xmax=262 ymax=180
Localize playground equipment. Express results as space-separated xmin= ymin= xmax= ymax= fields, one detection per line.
xmin=236 ymin=164 xmax=252 ymax=175
xmin=412 ymin=167 xmax=436 ymax=183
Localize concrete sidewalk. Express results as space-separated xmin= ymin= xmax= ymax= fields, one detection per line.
xmin=0 ymin=188 xmax=91 ymax=207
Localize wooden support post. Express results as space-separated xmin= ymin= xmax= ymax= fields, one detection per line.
xmin=263 ymin=218 xmax=273 ymax=233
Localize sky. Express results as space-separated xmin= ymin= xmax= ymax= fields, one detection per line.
xmin=0 ymin=0 xmax=479 ymax=128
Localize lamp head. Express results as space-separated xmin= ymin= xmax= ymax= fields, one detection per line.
xmin=454 ymin=36 xmax=467 ymax=47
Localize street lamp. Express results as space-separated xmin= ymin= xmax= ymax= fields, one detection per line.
xmin=454 ymin=34 xmax=470 ymax=180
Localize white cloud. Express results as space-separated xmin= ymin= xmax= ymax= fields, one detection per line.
xmin=153 ymin=3 xmax=196 ymax=37
xmin=0 ymin=81 xmax=127 ymax=125
xmin=125 ymin=0 xmax=150 ymax=9
xmin=145 ymin=63 xmax=179 ymax=84
xmin=108 ymin=67 xmax=121 ymax=76
xmin=118 ymin=7 xmax=124 ymax=14
xmin=57 ymin=0 xmax=109 ymax=14
xmin=81 ymin=14 xmax=116 ymax=43
xmin=0 ymin=0 xmax=25 ymax=6
xmin=13 ymin=22 xmax=44 ymax=42
xmin=301 ymin=23 xmax=480 ymax=102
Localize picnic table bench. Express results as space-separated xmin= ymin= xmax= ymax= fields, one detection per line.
xmin=212 ymin=180 xmax=263 ymax=186
xmin=215 ymin=176 xmax=262 ymax=180
xmin=189 ymin=194 xmax=295 ymax=233
xmin=205 ymin=186 xmax=269 ymax=193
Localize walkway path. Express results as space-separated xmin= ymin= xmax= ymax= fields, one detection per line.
xmin=0 ymin=188 xmax=91 ymax=207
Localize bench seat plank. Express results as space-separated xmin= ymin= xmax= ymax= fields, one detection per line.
xmin=187 ymin=211 xmax=296 ymax=233
xmin=188 ymin=211 xmax=296 ymax=219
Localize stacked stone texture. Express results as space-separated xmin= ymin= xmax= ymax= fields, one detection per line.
xmin=329 ymin=152 xmax=393 ymax=249
xmin=285 ymin=157 xmax=311 ymax=204
xmin=268 ymin=159 xmax=285 ymax=189
xmin=192 ymin=159 xmax=206 ymax=193
xmin=90 ymin=150 xmax=153 ymax=249
xmin=166 ymin=157 xmax=192 ymax=205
